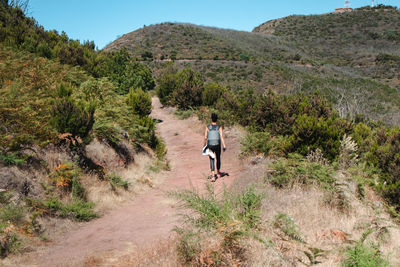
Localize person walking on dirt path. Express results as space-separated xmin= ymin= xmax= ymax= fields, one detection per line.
xmin=204 ymin=113 xmax=226 ymax=182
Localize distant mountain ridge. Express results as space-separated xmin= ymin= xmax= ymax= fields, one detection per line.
xmin=104 ymin=22 xmax=296 ymax=62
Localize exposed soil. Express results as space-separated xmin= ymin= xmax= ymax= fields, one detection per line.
xmin=14 ymin=98 xmax=244 ymax=266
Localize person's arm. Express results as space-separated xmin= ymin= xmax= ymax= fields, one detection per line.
xmin=204 ymin=126 xmax=209 ymax=147
xmin=219 ymin=126 xmax=226 ymax=151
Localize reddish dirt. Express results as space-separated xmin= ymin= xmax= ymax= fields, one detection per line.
xmin=19 ymin=98 xmax=244 ymax=266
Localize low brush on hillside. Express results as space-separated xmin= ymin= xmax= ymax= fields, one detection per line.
xmin=0 ymin=3 xmax=166 ymax=258
xmin=107 ymin=5 xmax=400 ymax=125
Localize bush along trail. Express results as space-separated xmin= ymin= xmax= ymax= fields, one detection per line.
xmin=12 ymin=97 xmax=243 ymax=266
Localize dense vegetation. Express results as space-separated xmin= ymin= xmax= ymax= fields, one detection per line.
xmin=266 ymin=5 xmax=400 ymax=67
xmin=107 ymin=6 xmax=400 ymax=125
xmin=255 ymin=5 xmax=400 ymax=122
xmin=156 ymin=65 xmax=400 ymax=214
xmin=156 ymin=64 xmax=399 ymax=266
xmin=0 ymin=2 xmax=158 ymax=152
xmin=0 ymin=2 xmax=159 ymax=257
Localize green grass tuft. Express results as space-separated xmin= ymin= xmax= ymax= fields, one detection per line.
xmin=343 ymin=243 xmax=389 ymax=267
xmin=0 ymin=204 xmax=24 ymax=225
xmin=171 ymin=184 xmax=264 ymax=265
xmin=272 ymin=212 xmax=305 ymax=243
xmin=268 ymin=155 xmax=335 ymax=190
xmin=174 ymin=109 xmax=194 ymax=119
xmin=106 ymin=173 xmax=129 ymax=191
xmin=0 ymin=153 xmax=25 ymax=166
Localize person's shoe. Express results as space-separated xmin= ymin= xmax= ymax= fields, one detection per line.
xmin=211 ymin=174 xmax=218 ymax=182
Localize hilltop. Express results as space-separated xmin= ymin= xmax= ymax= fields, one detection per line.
xmin=105 ymin=5 xmax=400 ymax=125
xmin=104 ymin=22 xmax=296 ymax=62
xmin=253 ymin=5 xmax=400 ymax=85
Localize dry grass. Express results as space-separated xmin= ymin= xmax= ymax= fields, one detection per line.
xmin=84 ymin=153 xmax=165 ymax=214
xmin=82 ymin=238 xmax=179 ymax=267
xmin=85 ymin=139 xmax=126 ymax=170
xmin=246 ymin=164 xmax=399 ymax=266
xmin=38 ymin=145 xmax=71 ymax=171
xmin=225 ymin=158 xmax=400 ymax=266
xmin=77 ymin=136 xmax=168 ymax=214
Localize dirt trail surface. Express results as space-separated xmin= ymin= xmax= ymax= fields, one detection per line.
xmin=17 ymin=98 xmax=243 ymax=267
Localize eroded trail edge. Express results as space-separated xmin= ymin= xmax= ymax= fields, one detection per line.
xmin=24 ymin=98 xmax=243 ymax=266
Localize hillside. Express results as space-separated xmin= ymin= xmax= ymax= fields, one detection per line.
xmin=105 ymin=6 xmax=400 ymax=125
xmin=105 ymin=22 xmax=301 ymax=63
xmin=254 ymin=5 xmax=400 ymax=89
xmin=0 ymin=3 xmax=165 ymax=259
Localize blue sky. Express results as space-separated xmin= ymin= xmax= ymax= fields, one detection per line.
xmin=28 ymin=0 xmax=399 ymax=49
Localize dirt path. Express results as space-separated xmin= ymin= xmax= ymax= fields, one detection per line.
xmin=19 ymin=98 xmax=244 ymax=266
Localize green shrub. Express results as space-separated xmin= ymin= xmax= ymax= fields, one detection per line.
xmin=48 ymin=163 xmax=75 ymax=190
xmin=172 ymin=184 xmax=264 ymax=265
xmin=269 ymin=155 xmax=335 ymax=190
xmin=171 ymin=184 xmax=263 ymax=233
xmin=172 ymin=68 xmax=204 ymax=109
xmin=43 ymin=197 xmax=96 ymax=222
xmin=72 ymin=175 xmax=86 ymax=200
xmin=126 ymin=87 xmax=152 ymax=117
xmin=368 ymin=128 xmax=400 ymax=208
xmin=235 ymin=89 xmax=258 ymax=126
xmin=105 ymin=48 xmax=155 ymax=94
xmin=51 ymin=85 xmax=95 ymax=140
xmin=213 ymin=90 xmax=240 ymax=125
xmin=155 ymin=137 xmax=167 ymax=160
xmin=237 ymin=187 xmax=263 ymax=229
xmin=106 ymin=173 xmax=129 ymax=191
xmin=352 ymin=122 xmax=373 ymax=154
xmin=131 ymin=116 xmax=157 ymax=148
xmin=241 ymin=131 xmax=273 ymax=156
xmin=62 ymin=200 xmax=97 ymax=222
xmin=175 ymin=228 xmax=201 ymax=264
xmin=291 ymin=115 xmax=349 ymax=161
xmin=43 ymin=197 xmax=64 ymax=213
xmin=0 ymin=191 xmax=12 ymax=205
xmin=0 ymin=153 xmax=25 ymax=166
xmin=174 ymin=109 xmax=193 ymax=119
xmin=0 ymin=204 xmax=24 ymax=225
xmin=0 ymin=228 xmax=20 ymax=258
xmin=80 ymin=79 xmax=129 ymax=144
xmin=244 ymin=91 xmax=334 ymax=135
xmin=240 ymin=131 xmax=291 ymax=157
xmin=248 ymin=90 xmax=281 ymax=130
xmin=36 ymin=42 xmax=52 ymax=59
xmin=92 ymin=121 xmax=121 ymax=144
xmin=202 ymin=82 xmax=225 ymax=107
xmin=156 ymin=66 xmax=177 ymax=106
xmin=343 ymin=243 xmax=389 ymax=267
xmin=239 ymin=53 xmax=250 ymax=62
xmin=272 ymin=213 xmax=304 ymax=243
